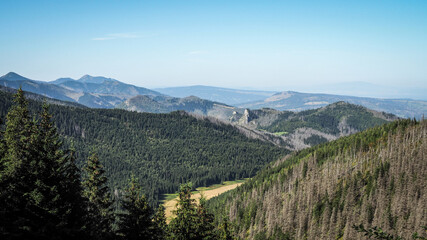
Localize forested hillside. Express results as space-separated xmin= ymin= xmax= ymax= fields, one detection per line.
xmin=208 ymin=119 xmax=426 ymax=239
xmin=234 ymin=102 xmax=397 ymax=150
xmin=0 ymin=90 xmax=287 ymax=206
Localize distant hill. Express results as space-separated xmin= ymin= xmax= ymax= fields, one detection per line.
xmin=50 ymin=74 xmax=161 ymax=98
xmin=0 ymin=72 xmax=162 ymax=108
xmin=231 ymin=102 xmax=397 ymax=150
xmin=154 ymin=85 xmax=276 ymax=105
xmin=208 ymin=119 xmax=426 ymax=239
xmin=238 ymin=90 xmax=427 ymax=119
xmin=0 ymin=85 xmax=86 ymax=108
xmin=118 ymin=94 xmax=242 ymax=120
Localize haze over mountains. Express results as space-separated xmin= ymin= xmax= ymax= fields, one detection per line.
xmin=154 ymin=85 xmax=276 ymax=105
xmin=0 ymin=72 xmax=426 ymax=119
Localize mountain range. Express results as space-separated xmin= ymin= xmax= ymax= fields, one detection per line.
xmin=154 ymin=85 xmax=276 ymax=105
xmin=0 ymin=72 xmax=162 ymax=108
xmin=238 ymin=91 xmax=427 ymax=119
xmin=1 ymin=72 xmax=426 ymax=120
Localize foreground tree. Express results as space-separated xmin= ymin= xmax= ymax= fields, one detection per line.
xmin=117 ymin=175 xmax=155 ymax=239
xmin=82 ymin=152 xmax=115 ymax=239
xmin=0 ymin=90 xmax=86 ymax=239
xmin=153 ymin=204 xmax=169 ymax=239
xmin=169 ymin=183 xmax=217 ymax=240
xmin=196 ymin=195 xmax=216 ymax=239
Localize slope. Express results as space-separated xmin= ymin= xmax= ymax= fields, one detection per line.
xmin=232 ymin=102 xmax=397 ymax=150
xmin=0 ymin=90 xmax=288 ymax=206
xmin=117 ymin=94 xmax=242 ymax=121
xmin=0 ymin=72 xmax=124 ymax=108
xmin=50 ymin=74 xmax=162 ymax=98
xmin=207 ymin=119 xmax=426 ymax=239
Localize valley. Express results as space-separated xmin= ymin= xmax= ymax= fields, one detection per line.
xmin=2 ymin=1 xmax=426 ymax=239
xmin=162 ymin=180 xmax=245 ymax=221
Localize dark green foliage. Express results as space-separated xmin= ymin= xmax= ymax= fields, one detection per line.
xmin=0 ymin=90 xmax=287 ymax=206
xmin=153 ymin=205 xmax=168 ymax=240
xmin=353 ymin=224 xmax=402 ymax=240
xmin=196 ymin=195 xmax=216 ymax=239
xmin=117 ymin=175 xmax=155 ymax=240
xmin=169 ymin=183 xmax=218 ymax=240
xmin=169 ymin=183 xmax=200 ymax=240
xmin=0 ymin=89 xmax=86 ymax=239
xmin=82 ymin=152 xmax=115 ymax=239
xmin=217 ymin=216 xmax=235 ymax=240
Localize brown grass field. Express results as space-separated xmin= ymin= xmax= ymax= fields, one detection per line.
xmin=163 ymin=181 xmax=244 ymax=221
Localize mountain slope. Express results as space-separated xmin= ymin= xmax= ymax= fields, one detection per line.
xmin=51 ymin=74 xmax=162 ymax=98
xmin=0 ymin=90 xmax=288 ymax=206
xmin=154 ymin=85 xmax=276 ymax=105
xmin=238 ymin=91 xmax=427 ymax=119
xmin=0 ymin=72 xmax=162 ymax=108
xmin=118 ymin=94 xmax=241 ymax=120
xmin=208 ymin=119 xmax=426 ymax=239
xmin=0 ymin=85 xmax=86 ymax=108
xmin=231 ymin=102 xmax=397 ymax=150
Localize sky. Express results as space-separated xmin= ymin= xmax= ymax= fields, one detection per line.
xmin=1 ymin=0 xmax=426 ymax=96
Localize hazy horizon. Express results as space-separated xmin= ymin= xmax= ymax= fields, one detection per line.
xmin=1 ymin=1 xmax=426 ymax=99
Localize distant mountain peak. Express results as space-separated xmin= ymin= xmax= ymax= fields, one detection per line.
xmin=78 ymin=75 xmax=118 ymax=84
xmin=0 ymin=72 xmax=31 ymax=81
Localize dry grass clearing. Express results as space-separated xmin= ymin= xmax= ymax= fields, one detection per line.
xmin=162 ymin=180 xmax=245 ymax=221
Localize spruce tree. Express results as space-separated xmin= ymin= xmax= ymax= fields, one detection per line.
xmin=0 ymin=117 xmax=5 ymax=173
xmin=153 ymin=205 xmax=169 ymax=240
xmin=218 ymin=216 xmax=235 ymax=240
xmin=196 ymin=195 xmax=216 ymax=239
xmin=0 ymin=88 xmax=37 ymax=238
xmin=169 ymin=183 xmax=199 ymax=240
xmin=117 ymin=175 xmax=155 ymax=239
xmin=82 ymin=152 xmax=115 ymax=239
xmin=0 ymin=96 xmax=87 ymax=239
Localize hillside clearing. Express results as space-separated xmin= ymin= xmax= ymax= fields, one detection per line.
xmin=162 ymin=180 xmax=245 ymax=221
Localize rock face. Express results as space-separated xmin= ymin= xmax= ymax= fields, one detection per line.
xmin=239 ymin=109 xmax=257 ymax=125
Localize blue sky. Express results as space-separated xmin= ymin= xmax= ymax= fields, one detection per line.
xmin=1 ymin=0 xmax=426 ymax=95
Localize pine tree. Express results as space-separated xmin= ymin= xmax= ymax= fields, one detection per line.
xmin=56 ymin=148 xmax=87 ymax=237
xmin=153 ymin=205 xmax=169 ymax=240
xmin=0 ymin=96 xmax=87 ymax=239
xmin=117 ymin=175 xmax=155 ymax=240
xmin=169 ymin=183 xmax=200 ymax=240
xmin=82 ymin=152 xmax=115 ymax=239
xmin=0 ymin=88 xmax=37 ymax=238
xmin=0 ymin=117 xmax=5 ymax=173
xmin=218 ymin=216 xmax=235 ymax=240
xmin=196 ymin=194 xmax=216 ymax=239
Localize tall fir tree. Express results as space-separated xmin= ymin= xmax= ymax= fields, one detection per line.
xmin=117 ymin=175 xmax=155 ymax=239
xmin=169 ymin=183 xmax=200 ymax=240
xmin=0 ymin=88 xmax=38 ymax=238
xmin=0 ymin=93 xmax=87 ymax=239
xmin=217 ymin=216 xmax=235 ymax=240
xmin=196 ymin=195 xmax=216 ymax=240
xmin=153 ymin=205 xmax=169 ymax=240
xmin=0 ymin=117 xmax=5 ymax=173
xmin=82 ymin=152 xmax=115 ymax=239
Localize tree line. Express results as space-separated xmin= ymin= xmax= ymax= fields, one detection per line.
xmin=0 ymin=89 xmax=236 ymax=239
